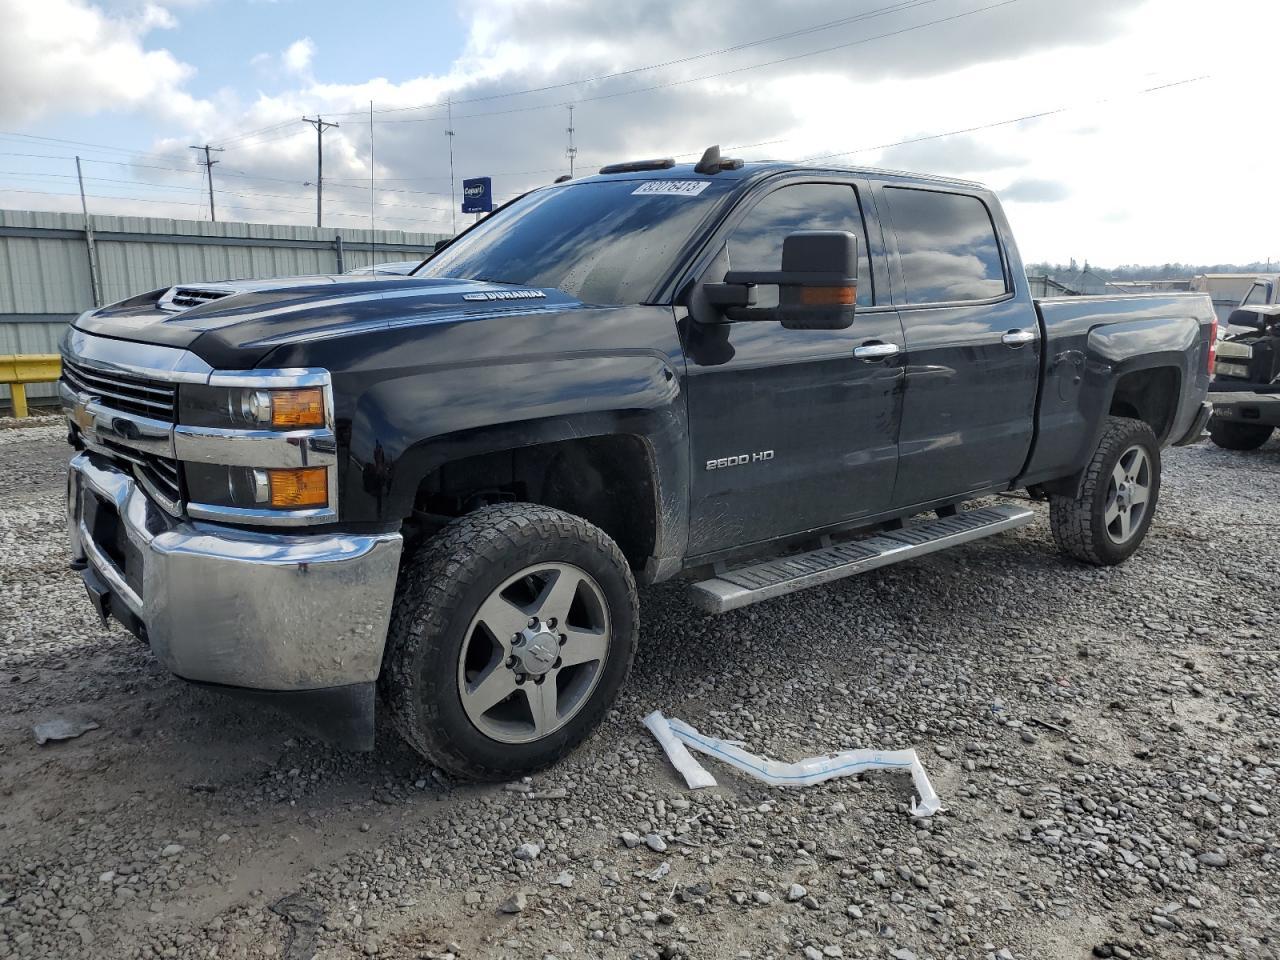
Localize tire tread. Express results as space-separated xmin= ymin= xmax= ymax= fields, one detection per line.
xmin=1049 ymin=416 xmax=1159 ymax=567
xmin=380 ymin=503 xmax=638 ymax=781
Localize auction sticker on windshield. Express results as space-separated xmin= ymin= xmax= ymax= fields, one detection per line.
xmin=632 ymin=181 xmax=711 ymax=197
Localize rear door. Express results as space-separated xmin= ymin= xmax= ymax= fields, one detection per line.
xmin=877 ymin=185 xmax=1040 ymax=507
xmin=680 ymin=177 xmax=905 ymax=557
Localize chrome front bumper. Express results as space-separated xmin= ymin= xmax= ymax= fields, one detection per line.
xmin=68 ymin=452 xmax=403 ymax=691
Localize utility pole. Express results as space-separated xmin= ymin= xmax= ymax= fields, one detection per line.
xmin=566 ymin=105 xmax=578 ymax=179
xmin=74 ymin=156 xmax=102 ymax=307
xmin=189 ymin=144 xmax=224 ymax=221
xmin=445 ymin=98 xmax=456 ymax=235
xmin=369 ymin=100 xmax=376 ymax=269
xmin=301 ymin=116 xmax=339 ymax=227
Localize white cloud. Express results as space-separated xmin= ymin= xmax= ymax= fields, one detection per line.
xmin=6 ymin=0 xmax=1280 ymax=264
xmin=0 ymin=0 xmax=208 ymax=125
xmin=282 ymin=37 xmax=315 ymax=75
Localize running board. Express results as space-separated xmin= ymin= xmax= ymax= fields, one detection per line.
xmin=689 ymin=504 xmax=1035 ymax=614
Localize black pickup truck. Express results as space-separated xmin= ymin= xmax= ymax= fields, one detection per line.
xmin=60 ymin=149 xmax=1214 ymax=778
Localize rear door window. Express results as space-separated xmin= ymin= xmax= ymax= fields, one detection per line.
xmin=726 ymin=182 xmax=873 ymax=307
xmin=1241 ymin=282 xmax=1269 ymax=307
xmin=885 ymin=188 xmax=1008 ymax=305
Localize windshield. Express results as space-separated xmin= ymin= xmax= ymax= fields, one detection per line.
xmin=417 ymin=179 xmax=737 ymax=305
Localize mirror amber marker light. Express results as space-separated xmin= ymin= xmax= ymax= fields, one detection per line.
xmin=799 ymin=285 xmax=856 ymax=306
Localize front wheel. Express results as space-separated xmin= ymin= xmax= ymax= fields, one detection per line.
xmin=1050 ymin=416 xmax=1161 ymax=566
xmin=1209 ymin=417 xmax=1274 ymax=451
xmin=380 ymin=503 xmax=638 ymax=780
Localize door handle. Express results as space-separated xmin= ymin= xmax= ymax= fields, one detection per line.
xmin=853 ymin=341 xmax=901 ymax=360
xmin=1002 ymin=329 xmax=1036 ymax=346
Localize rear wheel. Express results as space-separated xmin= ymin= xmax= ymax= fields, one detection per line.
xmin=1208 ymin=417 xmax=1274 ymax=451
xmin=380 ymin=503 xmax=638 ymax=780
xmin=1050 ymin=416 xmax=1160 ymax=566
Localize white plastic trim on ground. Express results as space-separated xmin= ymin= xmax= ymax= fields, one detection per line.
xmin=643 ymin=710 xmax=943 ymax=818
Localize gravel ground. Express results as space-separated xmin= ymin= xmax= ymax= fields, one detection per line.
xmin=1 ymin=418 xmax=1277 ymax=960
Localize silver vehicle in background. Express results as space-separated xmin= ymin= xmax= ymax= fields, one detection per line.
xmin=345 ymin=260 xmax=423 ymax=276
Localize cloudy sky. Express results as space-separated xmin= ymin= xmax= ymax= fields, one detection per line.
xmin=0 ymin=0 xmax=1275 ymax=265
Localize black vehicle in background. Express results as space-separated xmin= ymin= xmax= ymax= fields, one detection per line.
xmin=59 ymin=148 xmax=1215 ymax=779
xmin=1208 ymin=285 xmax=1280 ymax=450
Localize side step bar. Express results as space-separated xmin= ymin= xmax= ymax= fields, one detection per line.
xmin=689 ymin=503 xmax=1035 ymax=614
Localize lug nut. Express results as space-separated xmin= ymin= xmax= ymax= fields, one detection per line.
xmin=559 ymin=634 xmax=567 ymax=646
xmin=506 ymin=655 xmax=517 ymax=669
xmin=527 ymin=617 xmax=538 ymax=628
xmin=553 ymin=657 xmax=562 ymax=669
xmin=547 ymin=617 xmax=557 ymax=629
xmin=515 ymin=673 xmax=526 ymax=685
xmin=534 ymin=675 xmax=545 ymax=685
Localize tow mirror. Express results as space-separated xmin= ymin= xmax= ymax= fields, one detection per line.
xmin=703 ymin=231 xmax=858 ymax=330
xmin=1228 ymin=306 xmax=1270 ymax=330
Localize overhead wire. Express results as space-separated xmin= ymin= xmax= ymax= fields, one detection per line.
xmin=359 ymin=0 xmax=1022 ymax=125
xmin=331 ymin=0 xmax=948 ymax=118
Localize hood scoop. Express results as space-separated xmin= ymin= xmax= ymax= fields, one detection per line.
xmin=158 ymin=286 xmax=236 ymax=312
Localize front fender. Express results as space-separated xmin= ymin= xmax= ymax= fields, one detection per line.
xmin=344 ymin=353 xmax=689 ymax=571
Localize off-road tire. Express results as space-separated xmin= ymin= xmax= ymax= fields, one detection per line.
xmin=380 ymin=503 xmax=638 ymax=780
xmin=1208 ymin=417 xmax=1274 ymax=451
xmin=1049 ymin=416 xmax=1160 ymax=567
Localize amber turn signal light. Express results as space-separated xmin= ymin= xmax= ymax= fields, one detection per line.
xmin=270 ymin=388 xmax=326 ymax=428
xmin=267 ymin=467 xmax=328 ymax=508
xmin=799 ymin=285 xmax=856 ymax=306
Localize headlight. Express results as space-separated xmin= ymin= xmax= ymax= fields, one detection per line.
xmin=179 ymin=384 xmax=328 ymax=430
xmin=184 ymin=463 xmax=331 ymax=511
xmin=174 ymin=370 xmax=337 ymax=525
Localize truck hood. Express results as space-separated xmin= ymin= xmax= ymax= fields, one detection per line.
xmin=73 ymin=275 xmax=580 ymax=369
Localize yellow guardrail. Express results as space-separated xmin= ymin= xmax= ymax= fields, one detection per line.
xmin=0 ymin=354 xmax=61 ymax=419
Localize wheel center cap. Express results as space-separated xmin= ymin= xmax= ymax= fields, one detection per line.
xmin=514 ymin=630 xmax=559 ymax=676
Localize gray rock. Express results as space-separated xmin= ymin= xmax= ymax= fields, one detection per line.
xmin=499 ymin=892 xmax=527 ymax=914
xmin=644 ymin=833 xmax=667 ymax=852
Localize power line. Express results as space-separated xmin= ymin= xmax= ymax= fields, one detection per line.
xmin=357 ymin=0 xmax=1022 ymax=126
xmin=332 ymin=0 xmax=946 ymax=119
xmin=0 ymin=163 xmax=454 ymax=211
xmin=799 ymin=73 xmax=1212 ymax=163
xmin=0 ymin=170 xmax=455 ymax=220
xmin=0 ymin=131 xmax=190 ymax=165
xmin=217 ymin=119 xmax=299 ymax=147
xmin=0 ymin=185 xmax=444 ymax=225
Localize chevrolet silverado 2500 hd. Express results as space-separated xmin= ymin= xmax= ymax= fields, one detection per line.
xmin=61 ymin=148 xmax=1215 ymax=778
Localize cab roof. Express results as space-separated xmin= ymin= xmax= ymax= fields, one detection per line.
xmin=575 ymin=159 xmax=984 ymax=191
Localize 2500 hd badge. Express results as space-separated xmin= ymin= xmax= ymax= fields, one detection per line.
xmin=706 ymin=450 xmax=775 ymax=470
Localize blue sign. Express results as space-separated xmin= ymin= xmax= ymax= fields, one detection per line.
xmin=461 ymin=176 xmax=493 ymax=214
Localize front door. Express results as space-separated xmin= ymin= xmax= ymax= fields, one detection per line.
xmin=681 ymin=179 xmax=905 ymax=557
xmin=877 ymin=185 xmax=1040 ymax=507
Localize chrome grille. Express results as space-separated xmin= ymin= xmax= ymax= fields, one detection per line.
xmin=95 ymin=436 xmax=183 ymax=508
xmin=62 ymin=357 xmax=177 ymax=422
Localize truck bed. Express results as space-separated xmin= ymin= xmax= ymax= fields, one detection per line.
xmin=1020 ymin=292 xmax=1216 ymax=487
